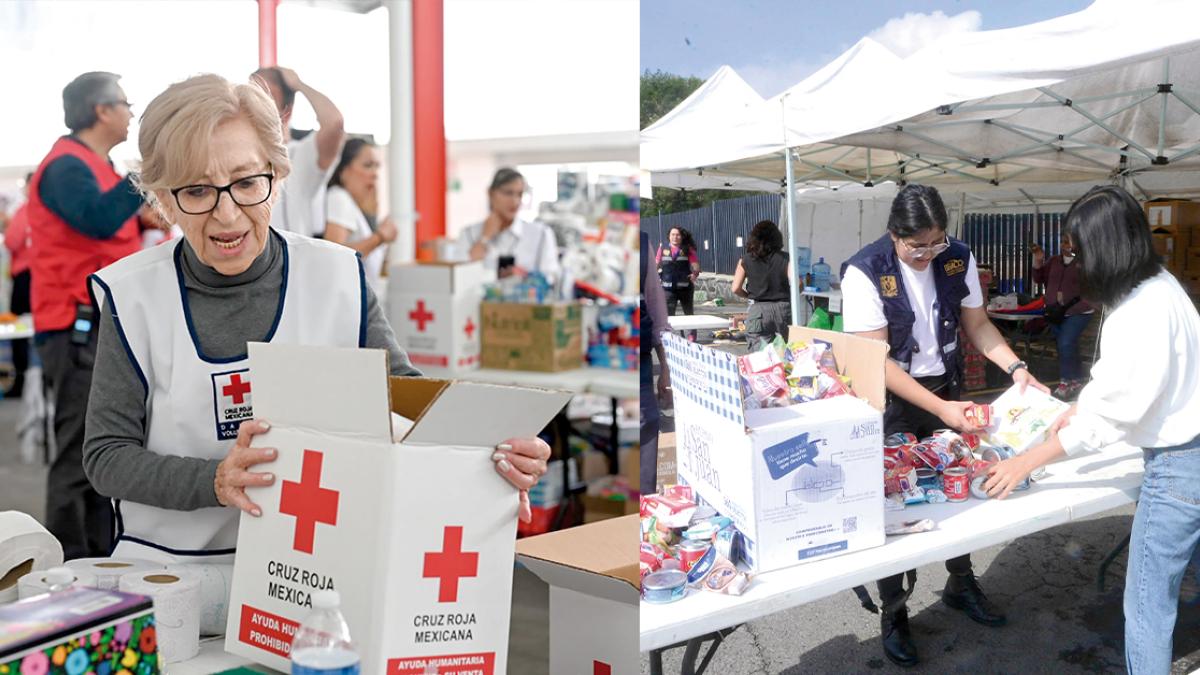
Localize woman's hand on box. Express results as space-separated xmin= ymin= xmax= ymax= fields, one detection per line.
xmin=215 ymin=419 xmax=277 ymax=517
xmin=493 ymin=437 xmax=552 ymax=523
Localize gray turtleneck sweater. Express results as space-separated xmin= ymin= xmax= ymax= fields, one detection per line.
xmin=82 ymin=232 xmax=420 ymax=511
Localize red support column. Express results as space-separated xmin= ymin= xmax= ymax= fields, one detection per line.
xmin=412 ymin=0 xmax=445 ymax=261
xmin=258 ymin=0 xmax=279 ymax=68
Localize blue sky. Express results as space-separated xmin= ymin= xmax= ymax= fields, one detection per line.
xmin=642 ymin=0 xmax=1093 ymax=97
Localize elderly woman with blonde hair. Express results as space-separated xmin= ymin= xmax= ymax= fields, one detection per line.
xmin=82 ymin=74 xmax=551 ymax=564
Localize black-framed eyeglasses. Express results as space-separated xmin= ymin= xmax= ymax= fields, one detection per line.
xmin=105 ymin=99 xmax=133 ymax=111
xmin=169 ymin=171 xmax=275 ymax=215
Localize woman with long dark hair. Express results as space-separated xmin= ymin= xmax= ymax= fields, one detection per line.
xmin=324 ymin=137 xmax=397 ymax=293
xmin=732 ymin=220 xmax=791 ymax=345
xmin=656 ymin=226 xmax=701 ymax=318
xmin=987 ymin=185 xmax=1200 ymax=674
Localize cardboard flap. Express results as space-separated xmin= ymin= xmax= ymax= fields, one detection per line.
xmin=661 ymin=332 xmax=747 ymax=430
xmin=393 ymin=261 xmax=484 ymax=294
xmin=402 ymin=380 xmax=571 ymax=448
xmin=389 ymin=377 xmax=450 ymax=423
xmin=248 ymin=342 xmax=391 ymax=440
xmin=787 ymin=326 xmax=888 ymax=413
xmin=515 ymin=515 xmax=639 ymax=603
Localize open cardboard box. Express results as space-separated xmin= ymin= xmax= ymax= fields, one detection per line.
xmin=516 ymin=515 xmax=639 ymax=675
xmin=663 ymin=326 xmax=888 ymax=573
xmin=225 ymin=343 xmax=571 ymax=674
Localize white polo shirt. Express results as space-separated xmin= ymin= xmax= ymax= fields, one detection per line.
xmin=270 ymin=133 xmax=337 ymax=238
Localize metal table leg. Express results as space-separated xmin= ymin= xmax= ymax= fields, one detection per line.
xmin=1097 ymin=533 xmax=1131 ymax=592
xmin=649 ymin=625 xmax=742 ymax=675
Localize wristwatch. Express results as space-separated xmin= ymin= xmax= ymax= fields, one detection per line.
xmin=1006 ymin=360 xmax=1029 ymax=375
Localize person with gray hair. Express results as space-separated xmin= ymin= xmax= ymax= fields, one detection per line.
xmin=25 ymin=70 xmax=151 ymax=558
xmin=82 ymin=74 xmax=552 ymax=564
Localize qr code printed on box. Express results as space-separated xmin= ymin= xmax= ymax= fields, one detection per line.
xmin=843 ymin=516 xmax=858 ymax=533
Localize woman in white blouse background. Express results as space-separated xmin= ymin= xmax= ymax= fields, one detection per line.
xmin=324 ymin=137 xmax=397 ymax=292
xmin=454 ymin=168 xmax=560 ymax=282
xmin=986 ymin=185 xmax=1200 ymax=675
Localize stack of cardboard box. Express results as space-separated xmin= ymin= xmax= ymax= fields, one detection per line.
xmin=1145 ymin=200 xmax=1200 ymax=294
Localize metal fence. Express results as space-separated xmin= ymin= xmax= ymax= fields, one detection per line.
xmin=641 ymin=194 xmax=782 ymax=275
xmin=642 ymin=194 xmax=1062 ymax=294
xmin=961 ymin=212 xmax=1066 ymax=296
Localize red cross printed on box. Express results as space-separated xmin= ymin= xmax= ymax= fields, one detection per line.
xmin=409 ymin=300 xmax=435 ymax=332
xmin=463 ymin=317 xmax=476 ymax=340
xmin=594 ymin=661 xmax=611 ymax=675
xmin=422 ymin=526 xmax=479 ymax=603
xmin=279 ymin=450 xmax=339 ymax=554
xmin=223 ymin=373 xmax=252 ymax=404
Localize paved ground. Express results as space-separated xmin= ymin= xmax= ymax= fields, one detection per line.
xmin=0 ymin=398 xmax=551 ymax=674
xmin=644 ymin=333 xmax=1200 ymax=675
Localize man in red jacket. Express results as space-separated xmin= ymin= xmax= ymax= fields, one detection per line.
xmin=26 ymin=72 xmax=146 ymax=558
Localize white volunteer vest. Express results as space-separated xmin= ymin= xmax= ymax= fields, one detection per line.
xmin=90 ymin=230 xmax=365 ymax=563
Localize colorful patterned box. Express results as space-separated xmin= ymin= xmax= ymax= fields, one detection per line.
xmin=0 ymin=587 xmax=157 ymax=675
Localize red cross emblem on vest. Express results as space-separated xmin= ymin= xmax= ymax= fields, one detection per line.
xmin=422 ymin=526 xmax=479 ymax=603
xmin=463 ymin=317 xmax=476 ymax=340
xmin=279 ymin=450 xmax=339 ymax=554
xmin=223 ymin=373 xmax=252 ymax=404
xmin=409 ymin=300 xmax=435 ymax=332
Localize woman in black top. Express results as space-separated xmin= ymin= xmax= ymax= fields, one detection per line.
xmin=732 ymin=220 xmax=791 ymax=345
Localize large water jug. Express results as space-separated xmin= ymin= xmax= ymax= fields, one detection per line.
xmin=811 ymin=257 xmax=832 ymax=292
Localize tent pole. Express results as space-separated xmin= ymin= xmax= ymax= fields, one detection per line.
xmin=1158 ymin=58 xmax=1170 ymax=160
xmin=786 ymin=147 xmax=801 ymax=326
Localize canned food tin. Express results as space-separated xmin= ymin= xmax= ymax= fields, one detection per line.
xmin=678 ymin=539 xmax=712 ymax=572
xmin=943 ymin=467 xmax=969 ymax=502
xmin=642 ymin=569 xmax=687 ymax=603
xmin=970 ymin=475 xmax=991 ymax=500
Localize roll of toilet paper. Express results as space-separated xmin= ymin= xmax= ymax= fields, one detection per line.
xmin=66 ymin=557 xmax=164 ymax=591
xmin=0 ymin=511 xmax=64 ymax=605
xmin=17 ymin=567 xmax=98 ymax=599
xmin=165 ymin=563 xmax=234 ymax=636
xmin=119 ymin=570 xmax=202 ymax=663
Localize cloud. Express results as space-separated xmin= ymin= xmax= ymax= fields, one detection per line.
xmin=867 ymin=10 xmax=982 ymax=58
xmin=736 ymin=56 xmax=831 ymax=99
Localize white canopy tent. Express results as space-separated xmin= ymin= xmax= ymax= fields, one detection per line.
xmin=642 ymin=0 xmax=1200 ymax=322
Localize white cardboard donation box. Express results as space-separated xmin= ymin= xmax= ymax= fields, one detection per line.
xmin=225 ymin=342 xmax=570 ymax=674
xmin=516 ymin=515 xmax=639 ymax=675
xmin=662 ymin=327 xmax=888 ymax=574
xmin=388 ymin=262 xmax=484 ymax=377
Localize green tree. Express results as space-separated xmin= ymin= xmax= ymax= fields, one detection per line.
xmin=641 ymin=69 xmax=760 ymax=219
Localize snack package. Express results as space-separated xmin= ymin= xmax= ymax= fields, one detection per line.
xmin=738 ymin=347 xmax=789 ymax=408
xmin=700 ymin=558 xmax=753 ymax=596
xmin=984 ymin=384 xmax=1072 ymax=453
xmin=885 ymin=519 xmax=937 ymax=536
xmin=640 ymin=490 xmax=697 ymax=528
xmin=965 ymin=403 xmax=992 ymax=428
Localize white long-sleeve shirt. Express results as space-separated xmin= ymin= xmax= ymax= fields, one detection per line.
xmin=1058 ymin=270 xmax=1200 ymax=455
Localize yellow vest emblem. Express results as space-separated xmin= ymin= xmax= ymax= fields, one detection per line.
xmin=879 ymin=275 xmax=899 ymax=298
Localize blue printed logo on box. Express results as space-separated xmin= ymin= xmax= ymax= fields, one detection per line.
xmin=761 ymin=432 xmax=823 ymax=480
xmin=798 ymin=540 xmax=848 ymax=560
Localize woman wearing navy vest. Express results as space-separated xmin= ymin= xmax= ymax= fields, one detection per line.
xmin=656 ymin=226 xmax=701 ymax=322
xmin=987 ymin=186 xmax=1200 ymax=675
xmin=81 ymin=74 xmax=552 ymax=571
xmin=842 ymin=184 xmax=1047 ymax=668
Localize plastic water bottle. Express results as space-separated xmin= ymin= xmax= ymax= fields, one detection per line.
xmin=811 ymin=257 xmax=832 ymax=292
xmin=290 ymin=590 xmax=361 ymax=675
